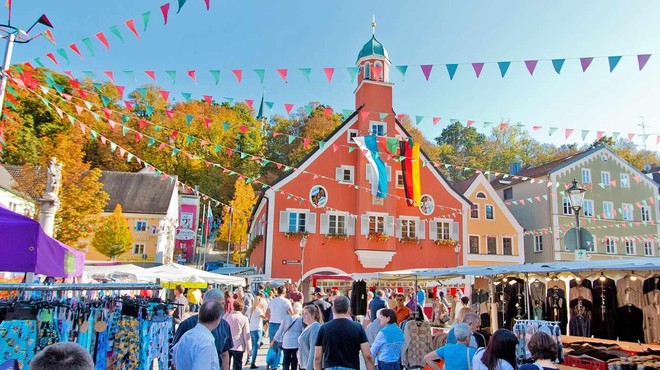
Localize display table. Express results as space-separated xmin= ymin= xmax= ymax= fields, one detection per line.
xmin=562 ymin=335 xmax=660 ymax=352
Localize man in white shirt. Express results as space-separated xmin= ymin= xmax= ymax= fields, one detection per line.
xmin=266 ymin=285 xmax=293 ymax=370
xmin=174 ymin=299 xmax=223 ymax=370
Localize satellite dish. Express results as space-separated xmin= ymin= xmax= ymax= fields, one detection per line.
xmin=643 ymin=163 xmax=652 ymax=173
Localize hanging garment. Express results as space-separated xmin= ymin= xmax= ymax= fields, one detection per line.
xmin=545 ymin=286 xmax=568 ymax=334
xmin=643 ymin=303 xmax=660 ymax=344
xmin=145 ymin=320 xmax=172 ymax=370
xmin=112 ymin=316 xmax=141 ymax=370
xmin=529 ymin=281 xmax=546 ymax=321
xmin=350 ymin=280 xmax=368 ymax=317
xmin=504 ymin=278 xmax=527 ymax=329
xmin=643 ymin=275 xmax=660 ymax=306
xmin=569 ymin=279 xmax=593 ymax=291
xmin=615 ymin=305 xmax=644 ymax=343
xmin=592 ymin=277 xmax=618 ymax=340
xmin=401 ymin=320 xmax=433 ymax=368
xmin=568 ymin=313 xmax=592 ymax=337
xmin=0 ymin=320 xmax=37 ymax=370
xmin=569 ymin=286 xmax=593 ymax=304
xmin=616 ymin=276 xmax=643 ymax=308
xmin=35 ymin=308 xmax=59 ymax=353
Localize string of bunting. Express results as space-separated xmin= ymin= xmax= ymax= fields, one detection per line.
xmin=33 ymin=52 xmax=654 ymax=82
xmin=27 ymin=0 xmax=211 ymax=67
xmin=28 ymin=66 xmax=659 ymax=146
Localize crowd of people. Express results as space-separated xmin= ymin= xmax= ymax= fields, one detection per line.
xmin=30 ymin=283 xmax=561 ymax=370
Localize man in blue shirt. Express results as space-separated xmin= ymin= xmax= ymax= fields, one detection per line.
xmin=174 ymin=300 xmax=223 ymax=370
xmin=368 ymin=290 xmax=387 ymax=321
xmin=423 ymin=323 xmax=476 ymax=370
xmin=174 ymin=289 xmax=233 ymax=370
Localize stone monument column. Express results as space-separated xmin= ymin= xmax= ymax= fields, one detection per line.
xmin=39 ymin=157 xmax=62 ymax=237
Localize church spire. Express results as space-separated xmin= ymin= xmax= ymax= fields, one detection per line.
xmin=256 ymin=90 xmax=266 ymax=121
xmin=372 ymin=15 xmax=376 ymax=35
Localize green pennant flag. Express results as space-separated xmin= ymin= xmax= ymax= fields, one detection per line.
xmin=395 ymin=65 xmax=408 ymax=79
xmin=181 ymin=92 xmax=192 ymax=102
xmin=229 ymin=171 xmax=236 ymax=176
xmin=33 ymin=57 xmax=46 ymax=68
xmin=385 ymin=138 xmax=399 ymax=154
xmin=379 ymin=112 xmax=388 ymax=120
xmin=240 ymin=152 xmax=248 ymax=159
xmin=186 ymin=135 xmax=193 ymax=145
xmin=348 ymin=146 xmax=356 ymax=153
xmin=261 ymin=184 xmax=269 ymax=189
xmin=142 ymin=11 xmax=151 ymax=31
xmin=90 ymin=130 xmax=98 ymax=140
xmin=299 ymin=68 xmax=311 ymax=82
xmin=171 ymin=148 xmax=180 ymax=156
xmin=13 ymin=65 xmax=22 ymax=74
xmin=223 ymin=122 xmax=230 ymax=131
xmin=148 ymin=138 xmax=156 ymax=147
xmin=342 ymin=109 xmax=353 ymax=119
xmin=346 ymin=67 xmax=359 ymax=83
xmin=81 ymin=38 xmax=94 ymax=56
xmin=145 ymin=105 xmax=154 ymax=116
xmin=82 ymin=70 xmax=94 ymax=78
xmin=224 ymin=97 xmax=234 ymax=103
xmin=67 ymin=114 xmax=76 ymax=124
xmin=177 ymin=0 xmax=187 ymax=13
xmin=318 ymin=141 xmax=325 ymax=149
xmin=185 ymin=114 xmax=194 ymax=125
xmin=214 ymin=144 xmax=221 ymax=153
xmin=109 ymin=25 xmax=124 ymax=43
xmin=261 ymin=159 xmax=270 ymax=166
xmin=154 ymin=125 xmax=162 ymax=132
xmin=304 ymin=105 xmax=313 ymax=116
xmin=209 ymin=70 xmax=220 ymax=85
xmin=6 ymin=86 xmax=17 ymax=98
xmin=165 ymin=70 xmax=176 ymax=84
xmin=56 ymin=48 xmax=70 ymax=65
xmin=415 ymin=116 xmax=424 ymax=125
xmin=288 ymin=135 xmax=295 ymax=144
xmin=265 ymin=101 xmax=274 ymax=110
xmin=53 ymin=84 xmax=65 ymax=93
xmin=100 ymin=95 xmax=112 ymax=107
xmin=245 ymin=177 xmax=253 ymax=184
xmin=123 ymin=70 xmax=134 ymax=78
xmin=84 ymin=101 xmax=93 ymax=110
xmin=136 ymin=87 xmax=147 ymax=99
xmin=91 ymin=112 xmax=100 ymax=122
xmin=284 ymin=166 xmax=291 ymax=171
xmin=122 ymin=126 xmax=129 ymax=136
xmin=92 ymin=82 xmax=103 ymax=91
xmin=127 ymin=153 xmax=134 ymax=163
xmin=122 ymin=114 xmax=130 ymax=124
xmin=254 ymin=69 xmax=265 ymax=84
xmin=39 ymin=85 xmax=50 ymax=94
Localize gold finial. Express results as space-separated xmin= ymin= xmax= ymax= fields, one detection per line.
xmin=371 ymin=15 xmax=376 ymax=35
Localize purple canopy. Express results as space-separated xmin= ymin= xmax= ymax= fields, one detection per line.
xmin=0 ymin=205 xmax=85 ymax=277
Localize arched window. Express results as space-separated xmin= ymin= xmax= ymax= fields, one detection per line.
xmin=374 ymin=61 xmax=383 ymax=81
xmin=476 ymin=192 xmax=487 ymax=199
xmin=364 ymin=62 xmax=371 ymax=80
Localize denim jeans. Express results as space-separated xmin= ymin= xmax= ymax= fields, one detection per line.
xmin=378 ymin=360 xmax=401 ymax=370
xmin=250 ymin=330 xmax=263 ymax=365
xmin=229 ymin=350 xmax=244 ymax=370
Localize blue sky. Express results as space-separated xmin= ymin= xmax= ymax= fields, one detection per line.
xmin=7 ymin=0 xmax=660 ymax=150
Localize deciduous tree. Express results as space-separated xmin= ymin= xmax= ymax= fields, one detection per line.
xmin=91 ymin=204 xmax=134 ymax=260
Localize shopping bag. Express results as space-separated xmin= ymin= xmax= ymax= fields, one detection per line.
xmin=266 ymin=347 xmax=282 ymax=367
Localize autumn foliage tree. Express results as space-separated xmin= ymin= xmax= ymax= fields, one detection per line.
xmin=92 ymin=204 xmax=134 ymax=260
xmin=219 ymin=178 xmax=256 ymax=263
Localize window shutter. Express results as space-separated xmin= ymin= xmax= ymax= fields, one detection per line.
xmin=360 ymin=214 xmax=369 ymax=235
xmin=386 ymin=165 xmax=392 ymax=181
xmin=320 ymin=213 xmax=329 ymax=235
xmin=450 ymin=221 xmax=459 ymax=241
xmin=429 ymin=221 xmax=437 ymax=240
xmin=306 ymin=212 xmax=317 ymax=234
xmin=395 ymin=218 xmax=402 ymax=239
xmin=279 ymin=211 xmax=289 ymax=232
xmin=335 ymin=167 xmax=343 ymax=182
xmin=348 ymin=168 xmax=354 ymax=184
xmin=346 ymin=215 xmax=356 ymax=235
xmin=417 ymin=220 xmax=426 ymax=239
xmin=366 ymin=164 xmax=372 ymax=181
xmin=385 ymin=216 xmax=395 ymax=236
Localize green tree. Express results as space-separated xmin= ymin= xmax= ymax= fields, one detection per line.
xmin=91 ymin=204 xmax=134 ymax=260
xmin=434 ymin=121 xmax=486 ymax=180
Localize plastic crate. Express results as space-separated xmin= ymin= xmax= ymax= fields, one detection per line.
xmin=563 ymin=355 xmax=607 ymax=370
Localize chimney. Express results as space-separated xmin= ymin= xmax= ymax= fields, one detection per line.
xmin=509 ymin=162 xmax=522 ymax=175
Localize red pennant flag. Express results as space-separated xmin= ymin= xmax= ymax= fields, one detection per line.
xmin=170 ymin=131 xmax=178 ymax=140
xmin=165 ymin=110 xmax=174 ymax=119
xmin=359 ymin=110 xmax=370 ymax=121
xmin=68 ymin=43 xmax=83 ymax=59
xmin=37 ymin=14 xmax=54 ymax=28
xmin=203 ymin=95 xmax=212 ymax=105
xmin=239 ymin=125 xmax=248 ymax=133
xmin=159 ymin=90 xmax=169 ymax=101
xmin=118 ymin=148 xmax=126 ymax=158
xmin=160 ymin=3 xmax=170 ymax=24
xmin=532 ymin=126 xmax=541 ymax=131
xmin=100 ymin=136 xmax=107 ymax=145
xmin=145 ymin=70 xmax=156 ymax=81
xmin=125 ymin=19 xmax=140 ymax=39
xmin=227 ymin=148 xmax=234 ymax=156
xmin=596 ymin=131 xmax=605 ymax=140
xmin=45 ymin=53 xmax=59 ymax=66
xmin=63 ymin=70 xmax=75 ymax=79
xmin=232 ymin=69 xmax=242 ymax=83
xmin=157 ymin=142 xmax=167 ymax=151
xmin=103 ymin=108 xmax=113 ymax=119
xmin=95 ymin=32 xmax=110 ymax=50
xmin=139 ymin=119 xmax=148 ymax=129
xmin=108 ymin=120 xmax=117 ymax=129
xmin=204 ymin=0 xmax=210 ymax=10
xmin=499 ymin=123 xmax=508 ymax=131
xmin=284 ymin=103 xmax=294 ymax=114
xmin=200 ymin=140 xmax=209 ymax=146
xmin=42 ymin=29 xmax=56 ymax=45
xmin=466 ymin=120 xmax=475 ymax=127
xmin=332 ymin=143 xmax=340 ymax=152
xmin=135 ymin=132 xmax=143 ymax=142
xmin=627 ymin=133 xmax=635 ymax=142
xmin=565 ymin=128 xmax=574 ymax=139
xmin=187 ymin=70 xmax=196 ymax=82
xmin=322 ymin=67 xmax=334 ymax=82
xmin=124 ymin=100 xmax=133 ymax=110
xmin=472 ymin=63 xmax=484 ymax=78
xmin=276 ymin=69 xmax=288 ymax=82
xmin=245 ymin=99 xmax=254 ymax=108
xmin=303 ymin=138 xmax=311 ymax=149
xmin=78 ymin=89 xmax=87 ymax=99
xmin=115 ymin=85 xmax=125 ymax=98
xmin=420 ymin=65 xmax=433 ymax=81
xmin=204 ymin=118 xmax=213 ymax=130
xmin=323 ymin=107 xmax=333 ymax=118
xmin=104 ymin=71 xmax=114 ymax=82
xmin=432 ymin=117 xmax=441 ymax=125
xmin=74 ymin=105 xmax=83 ymax=115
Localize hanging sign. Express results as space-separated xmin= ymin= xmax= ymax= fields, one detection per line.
xmin=176 ymin=228 xmax=196 ymax=240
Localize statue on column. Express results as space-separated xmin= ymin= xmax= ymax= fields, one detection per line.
xmin=45 ymin=157 xmax=62 ymax=197
xmin=39 ymin=157 xmax=62 ymax=237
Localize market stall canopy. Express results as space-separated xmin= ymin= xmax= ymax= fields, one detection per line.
xmin=146 ymin=263 xmax=245 ymax=286
xmin=84 ymin=264 xmax=154 ymax=282
xmin=0 ymin=205 xmax=85 ymax=277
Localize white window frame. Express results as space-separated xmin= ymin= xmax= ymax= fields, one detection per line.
xmin=279 ymin=209 xmax=317 ymax=234
xmin=644 ymin=241 xmax=655 ymax=256
xmin=624 ymin=239 xmax=636 ymax=255
xmin=602 ymin=201 xmax=614 ymax=219
xmin=288 ymin=212 xmax=307 ymax=233
xmin=485 ymin=204 xmax=495 ymax=220
xmin=582 ymin=168 xmax=592 ymax=184
xmin=605 ymin=237 xmax=617 ymax=254
xmin=135 ymin=220 xmax=148 ymax=232
xmin=476 ymin=192 xmax=487 ymax=199
xmin=373 ymin=61 xmax=384 ymax=80
xmin=469 ymin=235 xmax=480 ymax=254
xmin=366 ymin=164 xmax=392 ymax=182
xmin=396 ymin=171 xmax=404 ymax=189
xmin=583 ymin=199 xmax=594 ymax=217
xmin=503 ymin=188 xmax=513 ymax=201
xmin=435 ymin=220 xmax=451 ymax=240
xmin=502 ymin=237 xmax=513 ymax=255
xmin=621 ymin=203 xmax=633 ymax=221
xmin=486 ymin=236 xmax=497 ymax=254
xmin=641 ymin=206 xmax=651 ymax=222
xmin=534 ymin=235 xmax=543 ymax=253
xmin=370 ymin=120 xmax=386 ymax=136
xmin=429 ymin=218 xmax=458 ymax=241
xmin=397 ymin=216 xmax=419 ymax=239
xmin=133 ymin=243 xmax=145 ymax=255
xmin=601 ymin=171 xmax=611 ymax=186
xmin=562 ymin=197 xmax=574 ymax=215
xmin=336 ymin=165 xmax=354 ymax=184
xmin=347 ymin=129 xmax=358 ymax=143
xmin=470 ymin=204 xmax=480 ymax=219
xmin=364 ymin=62 xmax=371 ymax=79
xmin=620 ymin=173 xmax=630 ymax=188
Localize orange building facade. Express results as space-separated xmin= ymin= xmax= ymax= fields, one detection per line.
xmin=248 ymin=34 xmax=471 ymax=283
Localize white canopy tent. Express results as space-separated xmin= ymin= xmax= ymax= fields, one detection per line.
xmin=146 ymin=263 xmax=246 ymax=286
xmin=84 ymin=264 xmax=155 ymax=283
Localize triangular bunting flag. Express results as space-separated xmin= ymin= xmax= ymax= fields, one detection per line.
xmin=548 ymin=127 xmax=558 ymax=136
xmin=254 ymin=69 xmax=265 ymax=84
xmin=95 ymin=32 xmax=110 ymax=50
xmin=187 ymin=70 xmax=196 ymax=82
xmin=177 ymin=0 xmax=187 ymax=13
xmin=565 ymin=128 xmax=574 ymax=139
xmin=276 ymin=68 xmax=288 ymax=82
xmin=638 ymin=54 xmax=651 ymax=71
xmin=471 ymin=63 xmax=484 ymax=78
xmin=608 ymin=56 xmax=622 ymax=72
xmin=284 ymin=103 xmax=294 ymax=115
xmin=415 ymin=116 xmax=424 ymax=125
xmin=446 ymin=64 xmax=458 ymax=80
xmin=68 ymin=43 xmax=83 ymax=59
xmin=322 ymin=67 xmax=334 ymax=82
xmin=420 ymin=65 xmax=433 ymax=81
xmin=125 ymin=19 xmax=140 ymax=39
xmin=56 ymin=48 xmax=69 ymax=65
xmin=580 ymin=57 xmax=593 ymax=72
xmin=165 ymin=70 xmax=176 ymax=84
xmin=299 ymin=68 xmax=311 ymax=82
xmin=145 ymin=70 xmax=156 ymax=81
xmin=209 ymin=70 xmax=220 ymax=84
xmin=232 ymin=70 xmax=242 ymax=83
xmin=581 ymin=130 xmax=589 ymax=141
xmin=497 ymin=61 xmax=511 ymax=77
xmin=525 ymin=60 xmax=538 ymax=75
xmin=160 ymin=3 xmax=170 ymax=24
xmin=395 ymin=65 xmax=408 ymax=79
xmin=109 ymin=25 xmax=124 ymax=43
xmin=551 ymin=59 xmax=565 ymax=74
xmin=346 ymin=67 xmax=358 ymax=83
xmin=142 ymin=11 xmax=151 ymax=31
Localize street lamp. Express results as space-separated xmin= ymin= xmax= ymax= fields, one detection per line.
xmin=299 ymin=235 xmax=308 ymax=285
xmin=566 ymin=179 xmax=586 ymax=251
xmin=454 ymin=243 xmax=462 ymax=267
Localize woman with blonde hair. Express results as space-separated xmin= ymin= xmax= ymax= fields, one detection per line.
xmin=248 ymin=293 xmax=267 ymax=369
xmin=298 ymin=305 xmax=323 ymax=370
xmin=272 ymin=302 xmax=303 ymax=370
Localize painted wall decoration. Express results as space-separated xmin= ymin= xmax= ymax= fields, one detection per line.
xmin=309 ymin=185 xmax=328 ymax=208
xmin=419 ymin=194 xmax=435 ymax=215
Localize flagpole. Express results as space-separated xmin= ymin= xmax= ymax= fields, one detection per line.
xmin=201 ymin=202 xmax=211 ymax=270
xmin=226 ymin=207 xmax=233 ymax=265
xmin=197 ymin=202 xmax=206 ymax=268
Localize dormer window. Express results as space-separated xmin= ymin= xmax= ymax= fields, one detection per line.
xmin=364 ymin=62 xmax=371 ymax=80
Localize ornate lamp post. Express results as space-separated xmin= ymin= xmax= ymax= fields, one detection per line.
xmin=566 ymin=179 xmax=586 ymax=251
xmin=299 ymin=235 xmax=308 ymax=285
xmin=454 ymin=243 xmax=462 ymax=267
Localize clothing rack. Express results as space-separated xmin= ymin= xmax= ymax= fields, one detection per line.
xmin=0 ymin=282 xmax=162 ymax=291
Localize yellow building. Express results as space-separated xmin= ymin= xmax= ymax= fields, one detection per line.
xmin=86 ymin=171 xmax=179 ymax=264
xmin=454 ymin=174 xmax=525 ymax=266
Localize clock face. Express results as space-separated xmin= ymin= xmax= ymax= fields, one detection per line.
xmin=419 ymin=194 xmax=434 ymax=215
xmin=309 ymin=185 xmax=328 ymax=208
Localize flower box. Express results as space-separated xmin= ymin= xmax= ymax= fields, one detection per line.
xmin=399 ymin=237 xmax=421 ymax=244
xmin=284 ymin=231 xmax=308 ymax=239
xmin=368 ymin=231 xmax=389 ymax=242
xmin=326 ymin=233 xmax=349 ymax=240
xmin=435 ymin=239 xmax=458 ymax=247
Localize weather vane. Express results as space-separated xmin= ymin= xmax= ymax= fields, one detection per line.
xmin=372 ymin=15 xmax=376 ymax=35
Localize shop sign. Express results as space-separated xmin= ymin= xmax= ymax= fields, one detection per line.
xmin=176 ymin=228 xmax=196 ymax=240
xmin=574 ymin=249 xmax=588 ymax=261
xmin=282 ymin=259 xmax=301 ymax=265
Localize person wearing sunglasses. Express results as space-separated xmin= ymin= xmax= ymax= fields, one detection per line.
xmin=393 ymin=294 xmax=411 ymax=324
